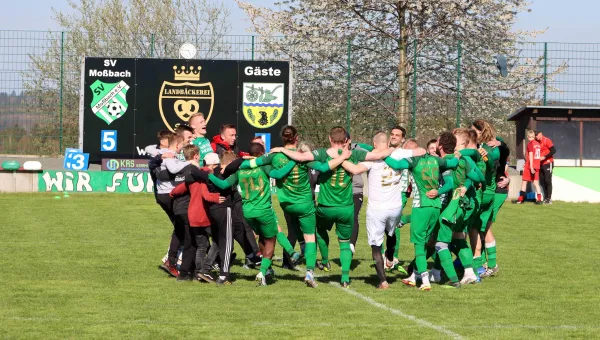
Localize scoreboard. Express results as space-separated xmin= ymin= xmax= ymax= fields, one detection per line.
xmin=79 ymin=57 xmax=291 ymax=162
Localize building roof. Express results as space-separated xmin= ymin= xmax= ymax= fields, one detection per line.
xmin=507 ymin=105 xmax=600 ymax=121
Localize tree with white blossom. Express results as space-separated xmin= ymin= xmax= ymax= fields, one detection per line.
xmin=238 ymin=0 xmax=565 ymax=145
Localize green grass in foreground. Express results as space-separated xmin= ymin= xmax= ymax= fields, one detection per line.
xmin=1 ymin=193 xmax=599 ymax=339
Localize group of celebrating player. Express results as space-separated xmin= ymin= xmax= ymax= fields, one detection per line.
xmin=148 ymin=112 xmax=512 ymax=290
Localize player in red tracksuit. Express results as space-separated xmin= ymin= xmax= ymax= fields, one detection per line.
xmin=518 ymin=130 xmax=543 ymax=204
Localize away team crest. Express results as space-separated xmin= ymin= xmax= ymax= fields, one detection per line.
xmin=90 ymin=80 xmax=129 ymax=125
xmin=243 ymin=83 xmax=284 ymax=129
xmin=159 ymin=66 xmax=214 ymax=131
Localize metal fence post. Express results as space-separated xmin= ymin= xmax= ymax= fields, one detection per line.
xmin=59 ymin=31 xmax=64 ymax=152
xmin=150 ymin=33 xmax=155 ymax=57
xmin=456 ymin=40 xmax=462 ymax=128
xmin=346 ymin=39 xmax=352 ymax=134
xmin=543 ymin=42 xmax=548 ymax=105
xmin=411 ymin=39 xmax=418 ymax=138
xmin=251 ymin=36 xmax=255 ymax=61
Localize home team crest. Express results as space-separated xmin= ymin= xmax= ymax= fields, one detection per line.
xmin=243 ymin=83 xmax=284 ymax=129
xmin=89 ymin=80 xmax=129 ymax=125
xmin=159 ymin=65 xmax=214 ymax=131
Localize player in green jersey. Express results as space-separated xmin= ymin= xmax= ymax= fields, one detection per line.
xmin=189 ymin=113 xmax=214 ymax=161
xmin=472 ymin=120 xmax=502 ymax=278
xmin=208 ymin=143 xmax=297 ymax=286
xmin=242 ymin=125 xmax=350 ymax=287
xmin=384 ymin=147 xmax=460 ymax=291
xmin=429 ymin=132 xmax=485 ymax=287
xmin=271 ymin=126 xmax=392 ymax=288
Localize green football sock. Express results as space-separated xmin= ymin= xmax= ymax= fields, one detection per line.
xmin=481 ymin=247 xmax=487 ymax=265
xmin=260 ymin=258 xmax=272 ymax=276
xmin=276 ymin=231 xmax=295 ymax=256
xmin=486 ymin=241 xmax=497 ymax=268
xmin=305 ymin=241 xmax=317 ymax=271
xmin=393 ymin=228 xmax=401 ymax=258
xmin=340 ymin=241 xmax=352 ymax=283
xmin=473 ymin=256 xmax=482 ymax=269
xmin=316 ymin=228 xmax=329 ymax=264
xmin=453 ymin=239 xmax=473 ymax=269
xmin=415 ymin=244 xmax=428 ymax=274
xmin=438 ymin=247 xmax=458 ymax=283
xmin=408 ymin=246 xmax=435 ymax=273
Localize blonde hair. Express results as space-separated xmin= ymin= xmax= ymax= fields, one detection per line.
xmin=298 ymin=141 xmax=313 ymax=153
xmin=182 ymin=144 xmax=199 ymax=161
xmin=472 ymin=119 xmax=496 ymax=144
xmin=526 ymin=129 xmax=535 ymax=138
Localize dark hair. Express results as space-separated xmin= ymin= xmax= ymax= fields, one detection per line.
xmin=426 ymin=139 xmax=438 ymax=149
xmin=391 ymin=125 xmax=407 ymax=138
xmin=220 ymin=124 xmax=236 ymax=134
xmin=438 ymin=132 xmax=456 ymax=154
xmin=157 ymin=129 xmax=172 ymax=141
xmin=329 ymin=126 xmax=347 ymax=144
xmin=248 ymin=142 xmax=265 ymax=157
xmin=281 ymin=125 xmax=298 ymax=145
xmin=174 ymin=125 xmax=194 ymax=136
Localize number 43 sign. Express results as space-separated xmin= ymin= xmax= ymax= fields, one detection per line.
xmin=63 ymin=148 xmax=90 ymax=170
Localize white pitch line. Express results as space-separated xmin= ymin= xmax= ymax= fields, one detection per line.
xmin=329 ymin=282 xmax=464 ymax=340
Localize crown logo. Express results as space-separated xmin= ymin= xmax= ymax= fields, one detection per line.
xmin=173 ymin=65 xmax=201 ymax=81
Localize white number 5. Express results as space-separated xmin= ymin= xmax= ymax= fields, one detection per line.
xmin=101 ymin=130 xmax=117 ymax=151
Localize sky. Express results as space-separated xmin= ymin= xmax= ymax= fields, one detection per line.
xmin=1 ymin=0 xmax=598 ymax=42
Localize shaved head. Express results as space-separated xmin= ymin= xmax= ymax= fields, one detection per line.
xmin=403 ymin=139 xmax=418 ymax=150
xmin=373 ymin=131 xmax=388 ymax=144
xmin=372 ymin=131 xmax=389 ymax=150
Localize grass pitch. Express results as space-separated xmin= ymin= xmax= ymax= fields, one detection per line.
xmin=1 ymin=193 xmax=599 ymax=339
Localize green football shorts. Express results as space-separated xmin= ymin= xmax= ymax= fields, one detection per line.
xmin=491 ymin=192 xmax=508 ymax=222
xmin=316 ymin=205 xmax=354 ymax=240
xmin=410 ymin=207 xmax=440 ymax=245
xmin=281 ymin=201 xmax=316 ymax=235
xmin=244 ymin=208 xmax=278 ymax=239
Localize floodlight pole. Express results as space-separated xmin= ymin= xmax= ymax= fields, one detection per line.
xmin=412 ymin=39 xmax=418 ymax=138
xmin=543 ymin=42 xmax=548 ymax=106
xmin=59 ymin=31 xmax=64 ymax=152
xmin=346 ymin=38 xmax=352 ymax=134
xmin=456 ymin=40 xmax=462 ymax=128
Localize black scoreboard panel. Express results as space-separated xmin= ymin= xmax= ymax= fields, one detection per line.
xmin=82 ymin=57 xmax=290 ymax=162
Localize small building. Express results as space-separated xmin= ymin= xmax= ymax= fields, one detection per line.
xmin=508 ymin=106 xmax=600 ymax=167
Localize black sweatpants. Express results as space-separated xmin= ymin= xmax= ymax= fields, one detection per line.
xmin=350 ymin=193 xmax=364 ymax=247
xmin=157 ymin=193 xmax=183 ymax=265
xmin=208 ymin=207 xmax=253 ymax=277
xmin=540 ymin=162 xmax=553 ymax=200
xmin=180 ymin=223 xmax=211 ymax=276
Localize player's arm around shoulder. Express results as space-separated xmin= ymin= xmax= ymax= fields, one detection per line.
xmin=271 ymin=147 xmax=316 ymax=162
xmin=341 ymin=160 xmax=369 ymax=175
xmin=363 ymin=147 xmax=393 ymax=161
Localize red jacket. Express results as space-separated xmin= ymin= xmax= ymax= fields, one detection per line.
xmin=170 ymin=181 xmax=220 ymax=227
xmin=211 ymin=135 xmax=249 ymax=157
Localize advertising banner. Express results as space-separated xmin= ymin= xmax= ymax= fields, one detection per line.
xmin=38 ymin=171 xmax=153 ymax=193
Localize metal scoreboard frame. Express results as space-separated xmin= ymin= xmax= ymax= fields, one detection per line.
xmin=78 ymin=57 xmax=292 ymax=163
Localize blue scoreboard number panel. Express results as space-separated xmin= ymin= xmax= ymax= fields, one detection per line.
xmin=101 ymin=130 xmax=118 ymax=152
